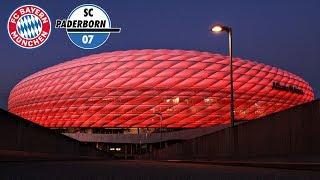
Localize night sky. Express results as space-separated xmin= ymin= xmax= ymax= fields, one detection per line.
xmin=0 ymin=0 xmax=319 ymax=109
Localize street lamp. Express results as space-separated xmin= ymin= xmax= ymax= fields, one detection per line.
xmin=155 ymin=112 xmax=163 ymax=148
xmin=211 ymin=24 xmax=235 ymax=127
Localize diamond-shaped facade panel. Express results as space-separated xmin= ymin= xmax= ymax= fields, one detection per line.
xmin=8 ymin=49 xmax=314 ymax=128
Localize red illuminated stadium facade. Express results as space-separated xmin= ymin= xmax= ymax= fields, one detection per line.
xmin=8 ymin=49 xmax=314 ymax=130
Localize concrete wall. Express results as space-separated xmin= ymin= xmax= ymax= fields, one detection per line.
xmin=0 ymin=109 xmax=104 ymax=157
xmin=138 ymin=100 xmax=320 ymax=161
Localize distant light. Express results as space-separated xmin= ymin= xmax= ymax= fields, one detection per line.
xmin=211 ymin=25 xmax=223 ymax=33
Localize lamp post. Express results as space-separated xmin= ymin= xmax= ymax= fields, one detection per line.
xmin=211 ymin=24 xmax=235 ymax=127
xmin=155 ymin=112 xmax=163 ymax=148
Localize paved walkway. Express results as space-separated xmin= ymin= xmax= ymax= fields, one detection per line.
xmin=0 ymin=160 xmax=319 ymax=180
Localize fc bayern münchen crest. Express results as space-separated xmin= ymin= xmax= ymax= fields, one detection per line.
xmin=7 ymin=5 xmax=51 ymax=49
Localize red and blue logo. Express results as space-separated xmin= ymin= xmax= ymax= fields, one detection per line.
xmin=7 ymin=5 xmax=51 ymax=49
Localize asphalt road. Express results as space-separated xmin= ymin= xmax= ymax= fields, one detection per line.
xmin=0 ymin=160 xmax=319 ymax=180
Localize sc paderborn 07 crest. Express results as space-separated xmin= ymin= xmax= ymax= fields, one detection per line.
xmin=55 ymin=4 xmax=121 ymax=49
xmin=7 ymin=5 xmax=51 ymax=49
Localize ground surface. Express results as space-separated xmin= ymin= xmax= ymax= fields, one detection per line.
xmin=0 ymin=160 xmax=319 ymax=180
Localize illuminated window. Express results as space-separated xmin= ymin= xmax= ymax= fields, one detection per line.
xmin=164 ymin=97 xmax=180 ymax=104
xmin=204 ymin=97 xmax=213 ymax=104
xmin=172 ymin=97 xmax=179 ymax=104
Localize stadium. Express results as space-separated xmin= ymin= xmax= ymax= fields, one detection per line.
xmin=7 ymin=49 xmax=314 ymax=154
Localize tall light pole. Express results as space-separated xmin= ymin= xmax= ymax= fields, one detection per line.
xmin=155 ymin=112 xmax=163 ymax=148
xmin=211 ymin=24 xmax=235 ymax=127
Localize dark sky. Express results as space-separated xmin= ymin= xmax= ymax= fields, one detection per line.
xmin=1 ymin=0 xmax=319 ymax=109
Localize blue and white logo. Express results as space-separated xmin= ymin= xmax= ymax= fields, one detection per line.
xmin=55 ymin=4 xmax=121 ymax=49
xmin=17 ymin=15 xmax=42 ymax=39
